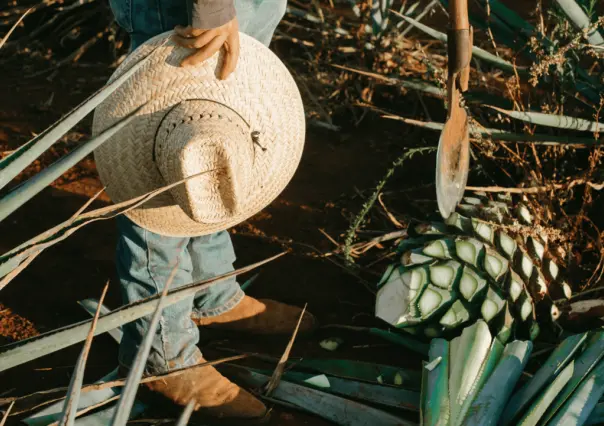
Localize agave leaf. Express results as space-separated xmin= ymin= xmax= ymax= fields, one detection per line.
xmin=449 ymin=321 xmax=496 ymax=425
xmin=255 ymin=369 xmax=420 ymax=411
xmin=0 ymin=46 xmax=160 ymax=193
xmin=58 ymin=285 xmax=109 ymax=426
xmin=385 ymin=116 xmax=600 ymax=146
xmin=369 ymin=328 xmax=430 ymax=355
xmin=486 ymin=105 xmax=604 ymax=132
xmin=554 ymin=0 xmax=604 ymax=46
xmin=0 ymin=108 xmax=140 ymax=223
xmin=586 ymin=402 xmax=604 ymax=425
xmin=541 ymin=331 xmax=604 ymax=424
xmin=438 ymin=0 xmax=519 ymax=48
xmin=422 ymin=338 xmax=450 ymax=426
xmin=456 ymin=337 xmax=504 ymax=425
xmin=481 ymin=0 xmax=534 ymax=34
xmin=226 ymin=367 xmax=413 ymax=426
xmin=0 ymin=253 xmax=283 ymax=372
xmin=78 ymin=299 xmax=122 ymax=344
xmin=23 ymin=368 xmax=147 ymax=426
xmin=0 ymin=137 xmax=37 ymax=172
xmin=0 ymin=168 xmax=217 ymax=288
xmin=501 ymin=332 xmax=589 ymax=425
xmin=111 ymin=266 xmax=178 ymax=426
xmin=517 ymin=360 xmax=575 ymax=425
xmin=392 ymin=12 xmax=523 ymax=74
xmin=293 ymin=358 xmax=422 ymax=389
xmin=549 ymin=362 xmax=604 ymax=426
xmin=175 ymin=400 xmax=196 ymax=426
xmin=465 ymin=340 xmax=533 ymax=426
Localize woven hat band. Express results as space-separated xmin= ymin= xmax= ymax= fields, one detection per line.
xmin=154 ymin=100 xmax=254 ymax=224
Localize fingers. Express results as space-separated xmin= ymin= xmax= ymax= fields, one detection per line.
xmin=173 ymin=25 xmax=205 ymax=38
xmin=180 ymin=35 xmax=227 ymax=67
xmin=219 ymin=32 xmax=240 ymax=80
xmin=172 ymin=30 xmax=217 ymax=49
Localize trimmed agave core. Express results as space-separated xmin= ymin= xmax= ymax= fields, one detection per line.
xmin=375 ymin=194 xmax=570 ymax=342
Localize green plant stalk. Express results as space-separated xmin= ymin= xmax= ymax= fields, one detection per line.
xmin=343 ymin=146 xmax=436 ymax=264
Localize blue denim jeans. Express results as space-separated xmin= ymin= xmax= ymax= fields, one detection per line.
xmin=110 ymin=0 xmax=287 ymax=374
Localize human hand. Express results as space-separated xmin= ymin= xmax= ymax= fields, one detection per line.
xmin=172 ymin=17 xmax=240 ymax=80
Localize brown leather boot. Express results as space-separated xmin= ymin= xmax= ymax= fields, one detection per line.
xmin=192 ymin=296 xmax=318 ymax=335
xmin=139 ymin=357 xmax=268 ymax=424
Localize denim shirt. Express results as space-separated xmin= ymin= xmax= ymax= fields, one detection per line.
xmin=110 ymin=0 xmax=236 ymax=47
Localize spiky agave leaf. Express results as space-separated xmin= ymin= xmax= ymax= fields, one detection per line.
xmin=0 ymin=254 xmax=283 ymax=372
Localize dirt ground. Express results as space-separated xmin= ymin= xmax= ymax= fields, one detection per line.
xmin=0 ymin=20 xmax=440 ymax=422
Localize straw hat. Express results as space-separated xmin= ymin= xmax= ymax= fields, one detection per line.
xmin=92 ymin=31 xmax=305 ymax=237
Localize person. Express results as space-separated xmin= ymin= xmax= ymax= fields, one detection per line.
xmin=101 ymin=0 xmax=317 ymax=422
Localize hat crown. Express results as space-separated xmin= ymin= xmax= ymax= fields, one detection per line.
xmin=154 ymin=100 xmax=254 ymax=224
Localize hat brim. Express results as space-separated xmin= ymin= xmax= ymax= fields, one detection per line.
xmin=92 ymin=31 xmax=305 ymax=237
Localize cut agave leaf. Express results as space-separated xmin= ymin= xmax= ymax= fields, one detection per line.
xmin=422 ymin=239 xmax=455 ymax=259
xmin=526 ymin=237 xmax=546 ymax=262
xmin=226 ymin=367 xmax=414 ymax=426
xmin=429 ymin=260 xmax=462 ymax=290
xmin=481 ymin=288 xmax=506 ymax=323
xmin=293 ymin=358 xmax=422 ymax=389
xmin=454 ymin=337 xmax=504 ymax=426
xmin=269 ymin=370 xmax=421 ymax=412
xmin=449 ymin=321 xmax=494 ymax=425
xmin=455 ymin=237 xmax=485 ymax=269
xmin=586 ymin=402 xmax=604 ymax=426
xmin=445 ymin=212 xmax=473 ymax=233
xmin=496 ymin=231 xmax=517 ymax=260
xmin=506 ymin=271 xmax=524 ymax=302
xmin=516 ymin=361 xmax=575 ymax=426
xmin=472 ymin=219 xmax=496 ymax=244
xmin=465 ymin=340 xmax=533 ymax=426
xmin=547 ymin=359 xmax=604 ymax=426
xmin=541 ymin=331 xmax=604 ymax=424
xmin=401 ymin=250 xmax=434 ymax=267
xmin=459 ymin=266 xmax=488 ymax=303
xmin=422 ymin=339 xmax=450 ymax=426
xmin=514 ymin=248 xmax=535 ymax=282
xmin=529 ymin=270 xmax=549 ymax=300
xmin=501 ymin=332 xmax=589 ymax=425
xmin=483 ymin=247 xmax=509 ymax=283
xmin=440 ymin=300 xmax=470 ymax=329
xmin=415 ymin=284 xmax=455 ymax=321
xmin=409 ymin=221 xmax=448 ymax=237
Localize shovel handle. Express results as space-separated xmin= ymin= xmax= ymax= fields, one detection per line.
xmin=449 ymin=0 xmax=470 ymax=30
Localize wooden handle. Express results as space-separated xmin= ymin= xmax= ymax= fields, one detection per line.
xmin=449 ymin=0 xmax=469 ymax=29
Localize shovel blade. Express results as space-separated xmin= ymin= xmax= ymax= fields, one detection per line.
xmin=435 ymin=97 xmax=470 ymax=219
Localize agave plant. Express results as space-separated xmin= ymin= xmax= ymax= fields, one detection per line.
xmin=375 ymin=193 xmax=570 ymax=342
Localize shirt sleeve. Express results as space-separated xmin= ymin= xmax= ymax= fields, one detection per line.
xmin=191 ymin=0 xmax=236 ymax=29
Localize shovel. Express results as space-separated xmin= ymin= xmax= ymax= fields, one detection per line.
xmin=435 ymin=0 xmax=473 ymax=219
